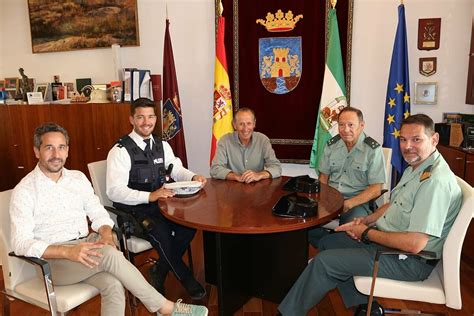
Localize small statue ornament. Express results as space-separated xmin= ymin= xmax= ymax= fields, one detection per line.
xmin=19 ymin=68 xmax=32 ymax=101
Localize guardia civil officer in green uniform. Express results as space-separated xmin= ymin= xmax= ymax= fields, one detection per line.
xmin=279 ymin=114 xmax=462 ymax=315
xmin=308 ymin=107 xmax=386 ymax=247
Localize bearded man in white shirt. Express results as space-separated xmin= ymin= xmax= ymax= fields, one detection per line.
xmin=106 ymin=98 xmax=207 ymax=300
xmin=9 ymin=123 xmax=208 ymax=316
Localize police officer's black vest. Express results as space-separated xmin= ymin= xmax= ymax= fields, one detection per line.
xmin=113 ymin=134 xmax=165 ymax=211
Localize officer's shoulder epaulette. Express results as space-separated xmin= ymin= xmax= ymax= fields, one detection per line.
xmin=364 ymin=136 xmax=380 ymax=149
xmin=327 ymin=134 xmax=341 ymax=146
xmin=116 ymin=137 xmax=125 ymax=148
xmin=420 ymin=165 xmax=433 ymax=182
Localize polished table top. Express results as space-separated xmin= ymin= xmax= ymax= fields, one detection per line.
xmin=159 ymin=176 xmax=344 ymax=234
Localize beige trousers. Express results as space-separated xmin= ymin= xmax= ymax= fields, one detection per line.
xmin=47 ymin=233 xmax=165 ymax=316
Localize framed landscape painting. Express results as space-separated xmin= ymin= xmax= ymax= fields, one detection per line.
xmin=27 ymin=0 xmax=140 ymax=53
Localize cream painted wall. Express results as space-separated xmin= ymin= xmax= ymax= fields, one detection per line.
xmin=0 ymin=0 xmax=5 ymax=77
xmin=1 ymin=0 xmax=473 ymax=175
xmin=351 ymin=0 xmax=474 ymax=143
xmin=1 ymin=0 xmax=215 ymax=175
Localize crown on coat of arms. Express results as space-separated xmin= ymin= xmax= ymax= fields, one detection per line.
xmin=256 ymin=9 xmax=303 ymax=32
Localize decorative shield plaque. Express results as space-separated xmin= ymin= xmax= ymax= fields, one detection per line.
xmin=259 ymin=37 xmax=302 ymax=94
xmin=419 ymin=57 xmax=437 ymax=77
xmin=418 ymin=18 xmax=441 ymax=51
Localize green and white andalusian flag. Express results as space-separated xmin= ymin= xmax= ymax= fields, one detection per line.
xmin=310 ymin=7 xmax=347 ymax=170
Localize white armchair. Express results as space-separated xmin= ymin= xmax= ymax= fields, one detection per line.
xmin=354 ymin=176 xmax=474 ymax=314
xmin=88 ymin=160 xmax=157 ymax=264
xmin=0 ymin=189 xmax=100 ymax=316
xmin=322 ymin=147 xmax=393 ymax=230
xmin=87 ymin=160 xmax=194 ymax=272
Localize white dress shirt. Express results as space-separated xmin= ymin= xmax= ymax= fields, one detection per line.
xmin=10 ymin=165 xmax=114 ymax=258
xmin=106 ymin=130 xmax=195 ymax=205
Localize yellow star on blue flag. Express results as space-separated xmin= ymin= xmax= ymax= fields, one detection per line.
xmin=383 ymin=4 xmax=411 ymax=176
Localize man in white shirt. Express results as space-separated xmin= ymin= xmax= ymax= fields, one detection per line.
xmin=9 ymin=122 xmax=208 ymax=316
xmin=106 ymin=98 xmax=207 ymax=300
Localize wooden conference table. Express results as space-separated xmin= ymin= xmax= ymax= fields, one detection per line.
xmin=160 ymin=176 xmax=343 ymax=315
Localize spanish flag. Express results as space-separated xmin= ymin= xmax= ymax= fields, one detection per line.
xmin=210 ymin=15 xmax=233 ymax=164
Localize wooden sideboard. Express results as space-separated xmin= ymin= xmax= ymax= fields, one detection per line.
xmin=0 ymin=102 xmax=160 ymax=191
xmin=437 ymin=144 xmax=474 ymax=264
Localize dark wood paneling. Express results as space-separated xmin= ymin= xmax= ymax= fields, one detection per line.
xmin=0 ymin=107 xmax=13 ymax=191
xmin=0 ymin=103 xmax=136 ymax=189
xmin=50 ymin=104 xmax=96 ymax=176
xmin=437 ymin=145 xmax=465 ymax=178
xmin=92 ymin=103 xmax=117 ymax=160
xmin=465 ymin=153 xmax=474 ymax=186
xmin=437 ymin=145 xmax=474 ymax=265
xmin=7 ymin=105 xmax=52 ymax=184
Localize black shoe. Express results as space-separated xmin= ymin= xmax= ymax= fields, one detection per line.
xmin=148 ymin=264 xmax=168 ymax=296
xmin=354 ymin=300 xmax=385 ymax=316
xmin=181 ymin=276 xmax=206 ymax=300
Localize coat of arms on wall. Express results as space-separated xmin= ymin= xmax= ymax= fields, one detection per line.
xmin=257 ymin=9 xmax=303 ymax=95
xmin=258 ymin=37 xmax=302 ymax=94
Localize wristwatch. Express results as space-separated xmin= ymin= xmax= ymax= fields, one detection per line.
xmin=361 ymin=227 xmax=375 ymax=244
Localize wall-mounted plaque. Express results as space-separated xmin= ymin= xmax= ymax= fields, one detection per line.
xmin=414 ymin=82 xmax=438 ymax=105
xmin=418 ymin=18 xmax=441 ymax=50
xmin=419 ymin=57 xmax=437 ymax=76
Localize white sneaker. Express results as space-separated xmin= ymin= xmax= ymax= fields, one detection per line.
xmin=171 ymin=299 xmax=208 ymax=316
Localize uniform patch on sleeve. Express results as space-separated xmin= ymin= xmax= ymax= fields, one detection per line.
xmin=420 ymin=165 xmax=433 ymax=182
xmin=327 ymin=134 xmax=341 ymax=146
xmin=364 ymin=136 xmax=380 ymax=149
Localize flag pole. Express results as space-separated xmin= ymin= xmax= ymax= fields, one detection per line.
xmin=166 ymin=3 xmax=168 ymax=19
xmin=218 ymin=0 xmax=223 ymax=16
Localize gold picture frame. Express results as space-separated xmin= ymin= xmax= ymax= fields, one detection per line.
xmin=27 ymin=0 xmax=140 ymax=53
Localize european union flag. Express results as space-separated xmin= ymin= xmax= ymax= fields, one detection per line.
xmin=383 ymin=4 xmax=410 ymax=177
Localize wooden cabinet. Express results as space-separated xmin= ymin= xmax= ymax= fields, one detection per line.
xmin=437 ymin=145 xmax=466 ymax=179
xmin=438 ymin=144 xmax=474 ymax=186
xmin=0 ymin=102 xmax=161 ymax=191
xmin=437 ymin=144 xmax=474 ymax=264
xmin=465 ymin=153 xmax=474 ymax=185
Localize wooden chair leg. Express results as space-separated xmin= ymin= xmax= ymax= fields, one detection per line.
xmin=3 ymin=294 xmax=11 ymax=316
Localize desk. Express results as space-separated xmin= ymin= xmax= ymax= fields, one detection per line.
xmin=160 ymin=177 xmax=343 ymax=315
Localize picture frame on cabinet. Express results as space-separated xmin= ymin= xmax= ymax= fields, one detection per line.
xmin=414 ymin=82 xmax=438 ymax=105
xmin=34 ymin=83 xmax=48 ymax=98
xmin=4 ymin=78 xmax=19 ymax=90
xmin=4 ymin=90 xmax=15 ymax=100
